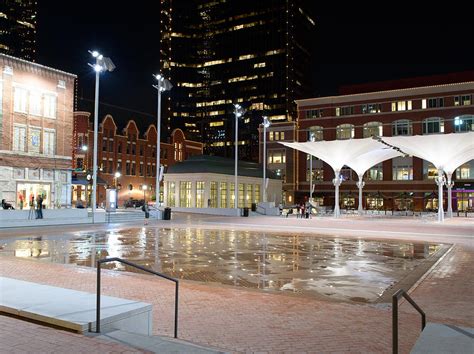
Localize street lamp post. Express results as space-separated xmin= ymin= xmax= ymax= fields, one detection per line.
xmin=262 ymin=116 xmax=271 ymax=203
xmin=234 ymin=104 xmax=245 ymax=215
xmin=88 ymin=50 xmax=115 ymax=223
xmin=143 ymin=184 xmax=147 ymax=203
xmin=309 ymin=132 xmax=316 ymax=202
xmin=153 ymin=74 xmax=173 ymax=215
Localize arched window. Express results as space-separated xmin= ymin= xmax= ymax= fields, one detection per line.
xmin=336 ymin=124 xmax=354 ymax=140
xmin=363 ymin=121 xmax=383 ymax=138
xmin=308 ymin=126 xmax=323 ymax=141
xmin=423 ymin=117 xmax=444 ymax=135
xmin=454 ymin=115 xmax=474 ymax=132
xmin=392 ymin=119 xmax=412 ymax=136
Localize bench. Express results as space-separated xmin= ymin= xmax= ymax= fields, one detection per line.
xmin=0 ymin=276 xmax=152 ymax=335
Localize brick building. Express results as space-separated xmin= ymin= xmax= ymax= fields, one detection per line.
xmin=260 ymin=73 xmax=474 ymax=211
xmin=0 ymin=53 xmax=76 ymax=209
xmin=72 ymin=112 xmax=203 ymax=207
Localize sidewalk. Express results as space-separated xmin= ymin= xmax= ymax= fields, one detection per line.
xmin=0 ymin=216 xmax=472 ymax=353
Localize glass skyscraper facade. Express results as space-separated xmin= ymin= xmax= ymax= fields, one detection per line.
xmin=161 ymin=0 xmax=315 ymax=161
xmin=0 ymin=0 xmax=37 ymax=61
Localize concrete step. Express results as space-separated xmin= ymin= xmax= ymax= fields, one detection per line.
xmin=410 ymin=323 xmax=474 ymax=354
xmin=0 ymin=277 xmax=152 ymax=335
xmin=93 ymin=329 xmax=227 ymax=353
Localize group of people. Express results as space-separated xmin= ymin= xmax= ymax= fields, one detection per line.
xmin=296 ymin=202 xmax=312 ymax=219
xmin=28 ymin=195 xmax=44 ymax=219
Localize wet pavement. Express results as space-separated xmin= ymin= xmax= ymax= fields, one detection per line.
xmin=0 ymin=227 xmax=444 ymax=303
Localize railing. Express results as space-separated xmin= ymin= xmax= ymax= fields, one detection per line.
xmin=392 ymin=289 xmax=426 ymax=354
xmin=96 ymin=257 xmax=179 ymax=338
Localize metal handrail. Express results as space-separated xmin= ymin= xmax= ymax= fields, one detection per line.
xmin=392 ymin=289 xmax=426 ymax=354
xmin=96 ymin=257 xmax=179 ymax=338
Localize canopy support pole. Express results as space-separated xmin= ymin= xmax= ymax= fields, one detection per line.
xmin=356 ymin=175 xmax=365 ymax=215
xmin=435 ymin=169 xmax=446 ymax=222
xmin=333 ymin=170 xmax=341 ymax=218
xmin=446 ymin=173 xmax=454 ymax=218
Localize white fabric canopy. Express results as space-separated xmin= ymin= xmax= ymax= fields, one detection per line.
xmin=280 ymin=138 xmax=386 ymax=173
xmin=382 ymin=132 xmax=474 ymax=221
xmin=280 ymin=138 xmax=388 ymax=217
xmin=381 ymin=132 xmax=474 ymax=171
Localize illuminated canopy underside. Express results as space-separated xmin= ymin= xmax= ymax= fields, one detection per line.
xmin=381 ymin=132 xmax=474 ymax=172
xmin=347 ymin=148 xmax=403 ymax=177
xmin=280 ymin=138 xmax=387 ymax=173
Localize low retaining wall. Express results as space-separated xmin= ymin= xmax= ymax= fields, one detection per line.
xmin=0 ymin=209 xmax=106 ymax=228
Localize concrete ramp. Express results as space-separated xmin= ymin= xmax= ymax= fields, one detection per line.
xmin=0 ymin=277 xmax=152 ymax=335
xmin=410 ymin=323 xmax=474 ymax=353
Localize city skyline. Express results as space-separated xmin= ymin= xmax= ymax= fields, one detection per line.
xmin=29 ymin=3 xmax=474 ymax=131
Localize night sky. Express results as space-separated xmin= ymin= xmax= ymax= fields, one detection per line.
xmin=36 ymin=2 xmax=474 ymax=130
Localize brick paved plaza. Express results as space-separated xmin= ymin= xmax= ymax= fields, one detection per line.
xmin=0 ymin=214 xmax=472 ymax=353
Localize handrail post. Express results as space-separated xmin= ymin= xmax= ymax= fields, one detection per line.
xmin=174 ymin=281 xmax=179 ymax=338
xmin=96 ymin=260 xmax=101 ymax=333
xmin=392 ymin=293 xmax=398 ymax=354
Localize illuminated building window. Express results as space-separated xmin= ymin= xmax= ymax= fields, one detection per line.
xmin=43 ymin=94 xmax=57 ymax=119
xmin=29 ymin=91 xmax=41 ymax=116
xmin=392 ymin=100 xmax=412 ymax=112
xmin=254 ymin=62 xmax=266 ymax=68
xmin=13 ymin=125 xmax=26 ymax=152
xmin=454 ymin=95 xmax=472 ymax=106
xmin=305 ymin=109 xmax=322 ymax=118
xmin=238 ymin=54 xmax=256 ymax=60
xmin=43 ymin=129 xmax=55 ymax=155
xmin=268 ymin=149 xmax=286 ymax=164
xmin=361 ymin=103 xmax=381 ymax=114
xmin=14 ymin=87 xmax=27 ymax=113
xmin=210 ymin=121 xmax=224 ymax=127
xmin=269 ymin=132 xmax=274 ymax=141
xmin=308 ymin=126 xmax=323 ymax=141
xmin=167 ymin=182 xmax=176 ymax=207
xmin=336 ymin=124 xmax=354 ymax=140
xmin=220 ymin=182 xmax=227 ymax=208
xmin=454 ymin=115 xmax=474 ymax=132
xmin=363 ymin=122 xmax=383 ymax=138
xmin=196 ymin=181 xmax=205 ymax=208
xmin=392 ymin=157 xmax=413 ymax=180
xmin=180 ymin=181 xmax=192 ymax=207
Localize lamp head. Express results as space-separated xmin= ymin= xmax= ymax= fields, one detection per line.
xmin=263 ymin=116 xmax=271 ymax=128
xmin=81 ymin=145 xmax=88 ymax=151
xmin=90 ymin=50 xmax=100 ymax=58
xmin=114 ymin=172 xmax=121 ymax=178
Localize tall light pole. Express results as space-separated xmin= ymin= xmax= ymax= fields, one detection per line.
xmin=262 ymin=116 xmax=271 ymax=202
xmin=309 ymin=132 xmax=316 ymax=202
xmin=88 ymin=50 xmax=115 ymax=223
xmin=234 ymin=104 xmax=245 ymax=215
xmin=143 ymin=184 xmax=147 ymax=203
xmin=153 ymin=74 xmax=172 ymax=214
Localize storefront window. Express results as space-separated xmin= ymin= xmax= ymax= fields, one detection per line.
xmin=179 ymin=181 xmax=192 ymax=207
xmin=366 ymin=197 xmax=384 ymax=210
xmin=246 ymin=184 xmax=253 ymax=207
xmin=17 ymin=183 xmax=51 ymax=210
xmin=167 ymin=182 xmax=175 ymax=207
xmin=254 ymin=184 xmax=260 ymax=203
xmin=196 ymin=181 xmax=205 ymax=208
xmin=230 ymin=183 xmax=235 ymax=208
xmin=238 ymin=183 xmax=244 ymax=208
xmin=210 ymin=182 xmax=218 ymax=208
xmin=220 ymin=182 xmax=227 ymax=208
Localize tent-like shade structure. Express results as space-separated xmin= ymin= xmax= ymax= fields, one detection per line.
xmin=381 ymin=132 xmax=474 ymax=221
xmin=442 ymin=148 xmax=474 ymax=217
xmin=280 ymin=138 xmax=387 ymax=217
xmin=346 ymin=148 xmax=403 ymax=214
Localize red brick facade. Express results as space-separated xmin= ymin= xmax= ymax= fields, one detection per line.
xmin=72 ymin=112 xmax=203 ymax=207
xmin=0 ymin=53 xmax=76 ymax=208
xmin=260 ymin=74 xmax=474 ymax=211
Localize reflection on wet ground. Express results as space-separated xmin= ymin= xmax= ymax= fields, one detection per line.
xmin=0 ymin=227 xmax=443 ymax=302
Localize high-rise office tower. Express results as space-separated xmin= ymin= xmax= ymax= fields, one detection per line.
xmin=0 ymin=0 xmax=37 ymax=61
xmin=161 ymin=0 xmax=315 ymax=161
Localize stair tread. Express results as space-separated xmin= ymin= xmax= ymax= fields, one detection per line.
xmin=410 ymin=323 xmax=474 ymax=354
xmin=94 ymin=329 xmax=226 ymax=353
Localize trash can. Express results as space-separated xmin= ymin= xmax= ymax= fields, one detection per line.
xmin=242 ymin=207 xmax=249 ymax=217
xmin=163 ymin=207 xmax=171 ymax=220
xmin=251 ymin=203 xmax=257 ymax=212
